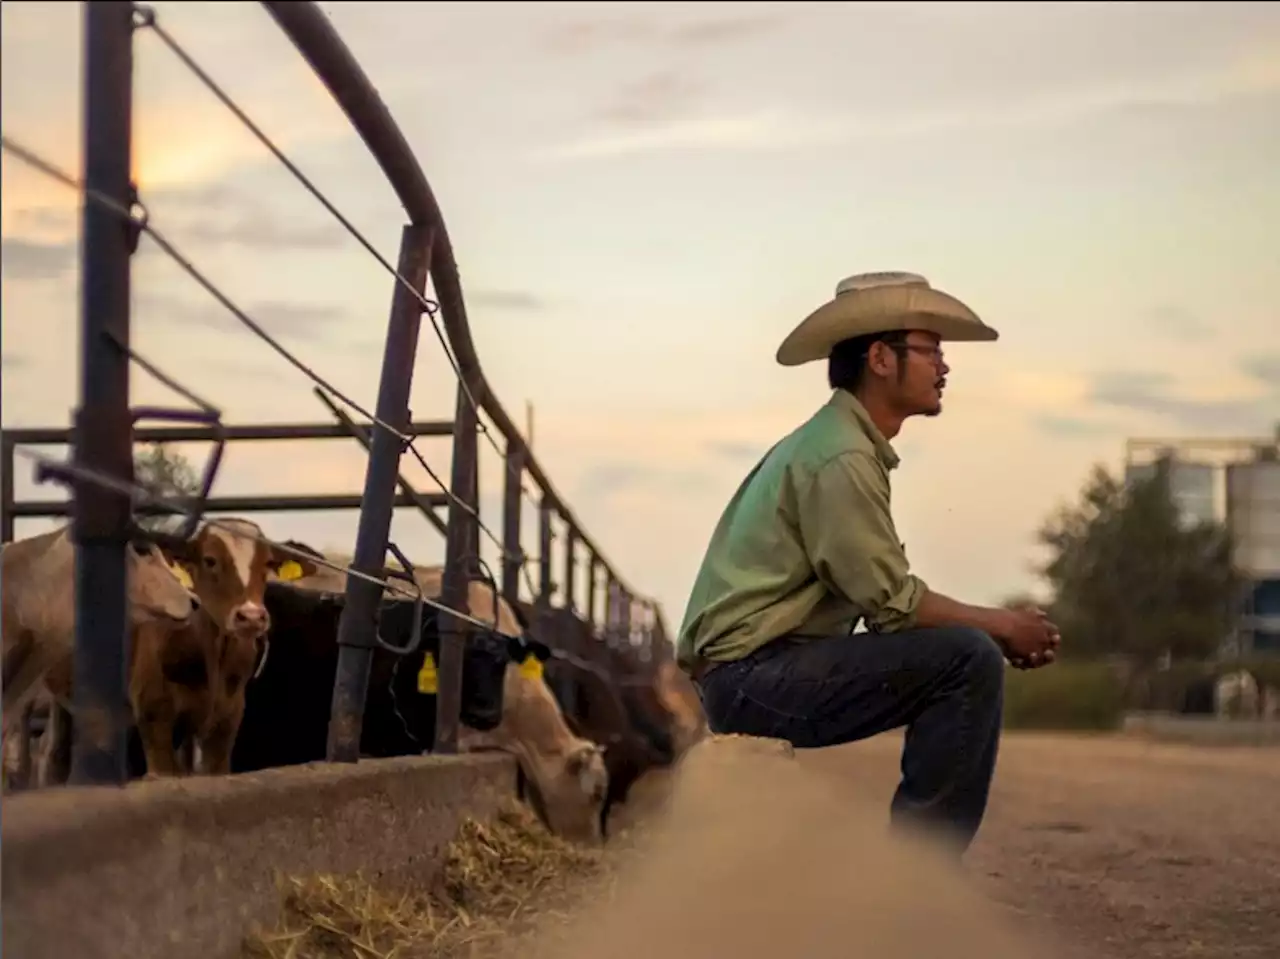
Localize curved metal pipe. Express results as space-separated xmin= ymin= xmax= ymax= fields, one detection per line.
xmin=260 ymin=1 xmax=648 ymax=605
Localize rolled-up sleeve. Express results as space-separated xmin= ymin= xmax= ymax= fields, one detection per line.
xmin=795 ymin=452 xmax=927 ymax=633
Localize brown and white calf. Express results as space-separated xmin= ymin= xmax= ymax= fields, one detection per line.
xmin=131 ymin=518 xmax=317 ymax=776
xmin=1 ymin=525 xmax=198 ymax=788
xmin=34 ymin=518 xmax=315 ymax=784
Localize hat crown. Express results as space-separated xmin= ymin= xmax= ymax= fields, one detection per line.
xmin=834 ymin=271 xmax=930 ymax=298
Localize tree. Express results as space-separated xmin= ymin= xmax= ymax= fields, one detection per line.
xmin=133 ymin=444 xmax=200 ymax=533
xmin=1036 ymin=457 xmax=1239 ymax=668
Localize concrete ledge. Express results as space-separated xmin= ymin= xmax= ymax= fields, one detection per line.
xmin=2 ymin=753 xmax=517 ymax=959
xmin=1122 ymin=711 xmax=1280 ymax=747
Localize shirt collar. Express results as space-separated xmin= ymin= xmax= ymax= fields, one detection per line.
xmin=828 ymin=390 xmax=900 ymax=470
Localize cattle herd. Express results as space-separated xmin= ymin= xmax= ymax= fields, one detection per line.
xmin=1 ymin=517 xmax=707 ymax=843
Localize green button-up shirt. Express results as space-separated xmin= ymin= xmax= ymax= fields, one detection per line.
xmin=676 ymin=389 xmax=928 ymax=673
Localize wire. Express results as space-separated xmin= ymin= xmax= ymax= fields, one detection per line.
xmin=3 ymin=132 xmax=540 ymax=595
xmin=0 ymin=135 xmax=414 ymax=446
xmin=10 ymin=445 xmax=656 ymax=686
xmin=141 ymin=0 xmax=550 ymax=586
xmin=133 ymin=5 xmax=560 ymax=572
xmin=131 ymin=6 xmax=505 ymax=455
xmin=1 ymin=9 xmax=661 ymax=649
xmin=8 ymin=445 xmax=519 ymax=638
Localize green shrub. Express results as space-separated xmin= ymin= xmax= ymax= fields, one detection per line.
xmin=1002 ymin=660 xmax=1126 ymax=731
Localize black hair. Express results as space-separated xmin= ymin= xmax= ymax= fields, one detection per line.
xmin=827 ymin=330 xmax=909 ymax=392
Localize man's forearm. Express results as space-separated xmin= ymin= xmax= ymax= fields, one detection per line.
xmin=912 ymin=588 xmax=1011 ymax=638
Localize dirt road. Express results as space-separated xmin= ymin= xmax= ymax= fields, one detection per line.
xmin=800 ymin=731 xmax=1280 ymax=959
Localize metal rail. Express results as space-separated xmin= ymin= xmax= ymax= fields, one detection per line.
xmin=261 ymin=1 xmax=662 ymax=753
xmin=0 ymin=0 xmax=667 ymax=781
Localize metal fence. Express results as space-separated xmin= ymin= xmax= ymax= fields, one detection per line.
xmin=0 ymin=0 xmax=665 ymax=786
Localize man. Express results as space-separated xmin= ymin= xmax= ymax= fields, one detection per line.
xmin=677 ymin=271 xmax=1060 ymax=856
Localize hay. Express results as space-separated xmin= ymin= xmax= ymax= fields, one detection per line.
xmin=243 ymin=800 xmax=609 ymax=959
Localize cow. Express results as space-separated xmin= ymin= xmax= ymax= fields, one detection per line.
xmin=1215 ymin=669 xmax=1260 ymax=719
xmin=30 ymin=518 xmax=315 ymax=786
xmin=232 ymin=549 xmax=609 ymax=844
xmin=130 ymin=518 xmax=318 ymax=777
xmin=1 ymin=525 xmax=199 ymax=786
xmin=654 ymin=657 xmax=709 ymax=756
xmin=526 ymin=602 xmax=708 ymax=834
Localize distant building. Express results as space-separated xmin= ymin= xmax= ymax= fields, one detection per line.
xmin=1124 ymin=424 xmax=1280 ymax=657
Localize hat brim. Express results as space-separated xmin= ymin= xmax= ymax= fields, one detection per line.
xmin=776 ymin=285 xmax=998 ymax=367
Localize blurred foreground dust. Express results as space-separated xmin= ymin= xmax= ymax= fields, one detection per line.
xmin=525 ymin=733 xmax=1061 ymax=959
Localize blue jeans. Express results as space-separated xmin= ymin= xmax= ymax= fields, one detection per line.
xmin=697 ymin=627 xmax=1006 ymax=855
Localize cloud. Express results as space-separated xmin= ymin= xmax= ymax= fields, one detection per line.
xmin=468 ymin=289 xmax=550 ymax=312
xmin=145 ymin=181 xmax=344 ymax=251
xmin=533 ymin=44 xmax=1280 ymax=162
xmin=669 ymin=15 xmax=784 ymax=47
xmin=174 ymin=214 xmax=342 ymax=251
xmin=1148 ymin=304 xmax=1210 ymax=340
xmin=136 ymin=291 xmax=349 ymax=342
xmin=6 ymin=181 xmax=343 ymax=253
xmin=1086 ymin=370 xmax=1275 ymax=432
xmin=576 ymin=462 xmax=716 ymax=501
xmin=596 ymin=71 xmax=707 ymax=126
xmin=705 ymin=440 xmax=766 ymax=463
xmin=1032 ymin=415 xmax=1120 ymax=439
xmin=532 ymin=110 xmax=850 ymax=162
xmin=1239 ymin=353 xmax=1280 ymax=390
xmin=540 ymin=12 xmax=784 ymax=56
xmin=0 ymin=237 xmax=74 ymax=281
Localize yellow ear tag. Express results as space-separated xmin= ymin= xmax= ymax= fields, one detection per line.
xmin=518 ymin=653 xmax=544 ymax=683
xmin=277 ymin=560 xmax=304 ymax=582
xmin=417 ymin=652 xmax=439 ymax=695
xmin=170 ymin=564 xmax=194 ymax=590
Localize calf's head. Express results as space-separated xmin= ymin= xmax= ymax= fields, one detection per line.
xmin=535 ymin=740 xmax=608 ymax=846
xmin=127 ymin=535 xmax=200 ymax=626
xmin=163 ymin=519 xmax=316 ymax=639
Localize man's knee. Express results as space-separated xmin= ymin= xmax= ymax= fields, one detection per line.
xmin=946 ymin=627 xmax=1006 ymax=686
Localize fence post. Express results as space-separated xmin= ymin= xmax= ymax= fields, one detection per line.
xmin=500 ymin=443 xmax=523 ymax=608
xmin=2 ymin=434 xmax=16 ymax=543
xmin=586 ymin=552 xmax=599 ymax=631
xmin=69 ymin=0 xmax=136 ymax=787
xmin=605 ymin=575 xmax=619 ymax=645
xmin=538 ymin=498 xmax=554 ymax=604
xmin=563 ymin=526 xmax=578 ymax=612
xmin=436 ymin=382 xmax=480 ymax=754
xmin=327 ymin=224 xmax=431 ymax=764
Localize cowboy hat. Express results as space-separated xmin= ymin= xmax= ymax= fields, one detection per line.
xmin=775 ymin=271 xmax=998 ymax=367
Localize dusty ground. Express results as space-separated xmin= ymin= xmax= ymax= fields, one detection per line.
xmin=793 ymin=731 xmax=1280 ymax=959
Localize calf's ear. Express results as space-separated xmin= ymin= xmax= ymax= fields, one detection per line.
xmin=140 ymin=528 xmax=201 ymax=569
xmin=267 ymin=543 xmax=318 ymax=580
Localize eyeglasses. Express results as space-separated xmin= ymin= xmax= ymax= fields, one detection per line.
xmin=896 ymin=344 xmax=946 ymax=366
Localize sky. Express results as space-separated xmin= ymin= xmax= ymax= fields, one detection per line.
xmin=2 ymin=0 xmax=1278 ymax=633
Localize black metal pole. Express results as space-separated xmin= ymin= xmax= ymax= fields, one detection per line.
xmin=327 ymin=224 xmax=431 ymax=763
xmin=2 ymin=435 xmax=16 ymax=543
xmin=435 ymin=383 xmax=479 ymax=754
xmin=500 ymin=443 xmax=523 ymax=608
xmin=538 ymin=498 xmax=554 ymax=604
xmin=587 ymin=553 xmax=599 ymax=630
xmin=563 ymin=527 xmax=577 ymax=612
xmin=69 ymin=0 xmax=136 ymax=787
